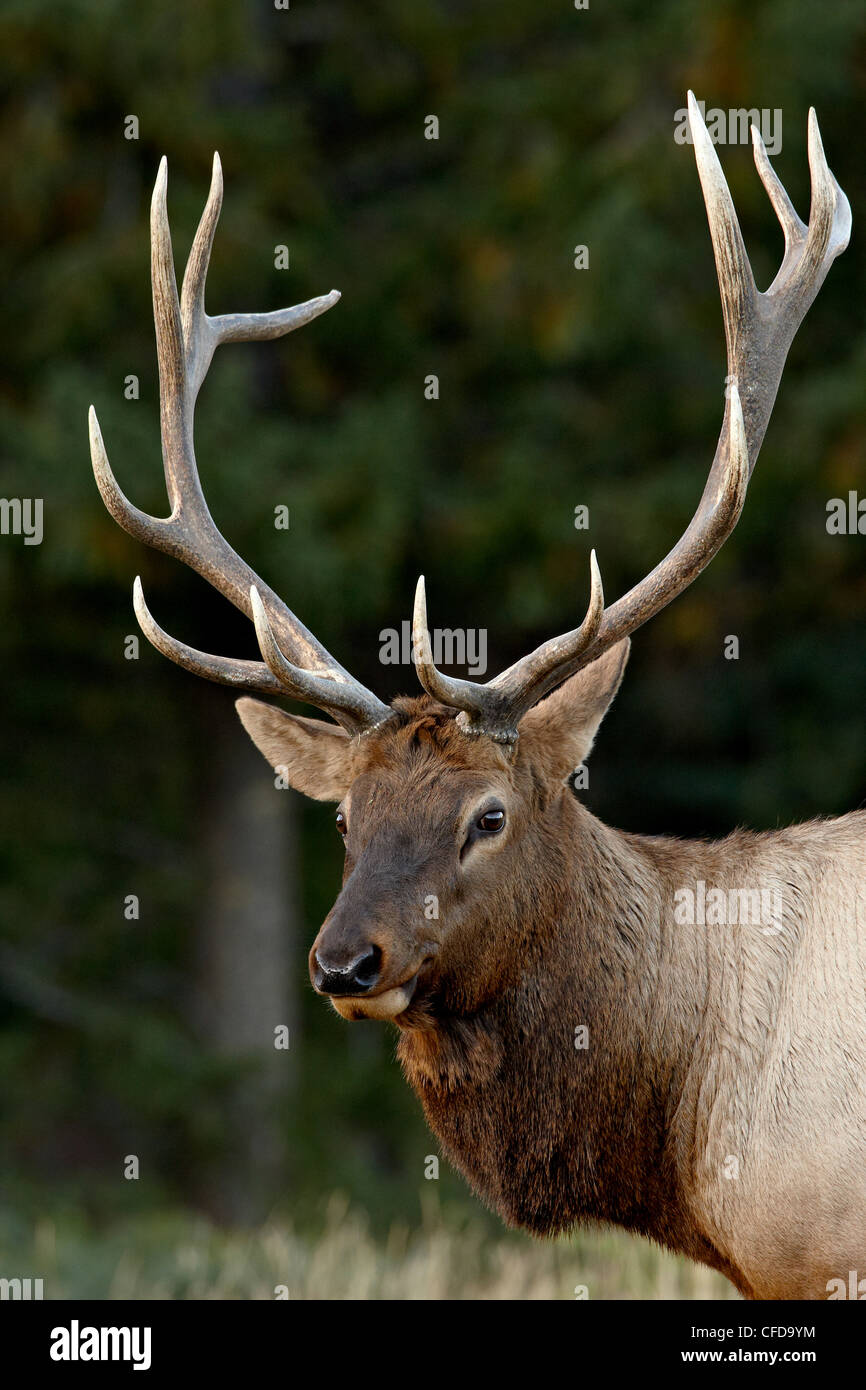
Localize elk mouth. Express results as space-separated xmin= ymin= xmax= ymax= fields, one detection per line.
xmin=328 ymin=957 xmax=436 ymax=1022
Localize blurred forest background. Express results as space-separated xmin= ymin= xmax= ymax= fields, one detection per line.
xmin=2 ymin=0 xmax=866 ymax=1298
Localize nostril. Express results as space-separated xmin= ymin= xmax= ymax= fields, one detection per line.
xmin=351 ymin=945 xmax=382 ymax=992
xmin=314 ymin=945 xmax=382 ymax=996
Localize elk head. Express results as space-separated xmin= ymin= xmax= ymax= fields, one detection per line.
xmin=236 ymin=638 xmax=629 ymax=1021
xmin=91 ymin=95 xmax=850 ymax=1023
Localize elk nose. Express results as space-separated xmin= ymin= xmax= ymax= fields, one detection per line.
xmin=314 ymin=945 xmax=382 ymax=996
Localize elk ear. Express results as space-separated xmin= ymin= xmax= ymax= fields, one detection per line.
xmin=517 ymin=639 xmax=630 ymax=780
xmin=236 ymin=697 xmax=356 ymax=801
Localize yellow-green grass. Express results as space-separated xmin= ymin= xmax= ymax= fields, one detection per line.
xmin=8 ymin=1196 xmax=737 ymax=1300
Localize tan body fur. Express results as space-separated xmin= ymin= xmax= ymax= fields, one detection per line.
xmin=401 ymin=801 xmax=866 ymax=1299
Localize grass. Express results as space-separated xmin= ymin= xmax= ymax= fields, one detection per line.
xmin=3 ymin=1195 xmax=737 ymax=1300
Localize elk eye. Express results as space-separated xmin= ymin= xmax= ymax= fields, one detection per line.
xmin=335 ymin=810 xmax=348 ymax=836
xmin=476 ymin=807 xmax=505 ymax=835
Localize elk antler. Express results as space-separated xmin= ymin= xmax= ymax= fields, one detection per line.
xmin=414 ymin=93 xmax=851 ymax=743
xmin=90 ymin=154 xmax=392 ymax=735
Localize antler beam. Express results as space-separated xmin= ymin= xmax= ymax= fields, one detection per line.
xmin=413 ymin=93 xmax=851 ymax=742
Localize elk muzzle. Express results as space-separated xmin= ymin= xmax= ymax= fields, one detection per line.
xmin=310 ymin=905 xmax=432 ymax=1022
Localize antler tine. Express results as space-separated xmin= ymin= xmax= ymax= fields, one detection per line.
xmin=251 ymin=588 xmax=390 ymax=734
xmin=751 ymin=126 xmax=804 ymax=261
xmin=418 ymin=95 xmax=849 ymax=743
xmin=178 ymin=152 xmax=223 ymax=404
xmin=89 ymin=405 xmax=170 ymax=549
xmin=91 ymin=155 xmax=392 ymax=733
xmin=687 ymin=90 xmax=757 ymax=350
xmin=491 ymin=549 xmax=605 ymax=701
xmin=412 ymin=576 xmax=488 ymax=721
xmin=412 ymin=554 xmax=605 ymax=741
xmin=133 ymin=577 xmax=283 ymax=695
xmin=180 ymin=154 xmax=344 ymax=393
xmin=795 ymin=109 xmax=850 ymax=298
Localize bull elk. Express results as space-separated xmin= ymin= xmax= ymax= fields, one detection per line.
xmin=90 ymin=94 xmax=862 ymax=1300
